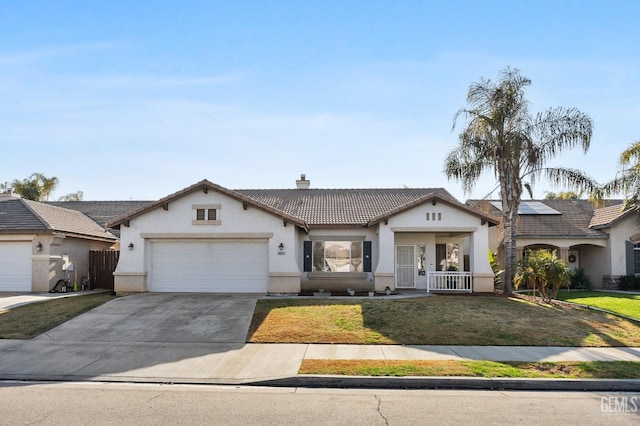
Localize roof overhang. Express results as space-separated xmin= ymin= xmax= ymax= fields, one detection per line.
xmin=367 ymin=193 xmax=499 ymax=227
xmin=106 ymin=179 xmax=309 ymax=232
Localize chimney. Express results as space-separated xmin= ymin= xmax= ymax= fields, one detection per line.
xmin=296 ymin=174 xmax=310 ymax=189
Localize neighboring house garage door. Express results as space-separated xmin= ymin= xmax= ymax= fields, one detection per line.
xmin=0 ymin=242 xmax=32 ymax=292
xmin=150 ymin=240 xmax=268 ymax=292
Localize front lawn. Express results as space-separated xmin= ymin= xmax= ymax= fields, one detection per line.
xmin=299 ymin=359 xmax=640 ymax=379
xmin=0 ymin=293 xmax=117 ymax=339
xmin=554 ymin=290 xmax=640 ymax=320
xmin=247 ymin=296 xmax=640 ymax=346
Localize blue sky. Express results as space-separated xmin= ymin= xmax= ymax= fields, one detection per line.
xmin=1 ymin=1 xmax=638 ymax=201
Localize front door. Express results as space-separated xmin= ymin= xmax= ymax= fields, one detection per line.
xmin=396 ymin=245 xmax=415 ymax=288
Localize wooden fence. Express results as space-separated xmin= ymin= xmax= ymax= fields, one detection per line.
xmin=89 ymin=250 xmax=119 ymax=290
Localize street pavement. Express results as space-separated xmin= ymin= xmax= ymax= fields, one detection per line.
xmin=0 ymin=292 xmax=639 ymax=391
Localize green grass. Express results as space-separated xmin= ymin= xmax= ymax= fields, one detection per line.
xmin=299 ymin=359 xmax=640 ymax=379
xmin=555 ymin=290 xmax=640 ymax=320
xmin=0 ymin=293 xmax=117 ymax=339
xmin=248 ymin=295 xmax=640 ymax=346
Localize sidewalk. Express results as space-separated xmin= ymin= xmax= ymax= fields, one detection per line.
xmin=0 ymin=340 xmax=638 ymax=391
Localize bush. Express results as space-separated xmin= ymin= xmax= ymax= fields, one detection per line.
xmin=619 ymin=275 xmax=640 ymax=291
xmin=570 ymin=268 xmax=592 ymax=290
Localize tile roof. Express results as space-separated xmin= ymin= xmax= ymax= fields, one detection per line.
xmin=47 ymin=200 xmax=152 ymax=231
xmin=236 ymin=188 xmax=461 ymax=226
xmin=468 ymin=199 xmax=627 ymax=238
xmin=105 ymin=180 xmax=496 ymax=229
xmin=0 ymin=198 xmax=116 ymax=241
xmin=107 ymin=180 xmax=310 ymax=230
xmin=589 ymin=203 xmax=630 ymax=228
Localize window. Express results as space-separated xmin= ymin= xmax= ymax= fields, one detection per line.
xmin=312 ymin=241 xmax=363 ymax=272
xmin=192 ymin=204 xmax=221 ymax=225
xmin=634 ymin=243 xmax=640 ymax=274
xmin=195 ymin=208 xmax=216 ymax=221
xmin=436 ymin=243 xmax=460 ymax=271
xmin=304 ymin=240 xmax=372 ymax=273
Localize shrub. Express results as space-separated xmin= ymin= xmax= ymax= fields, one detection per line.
xmin=570 ymin=268 xmax=592 ymax=290
xmin=514 ymin=249 xmax=570 ymax=301
xmin=619 ymin=275 xmax=640 ymax=291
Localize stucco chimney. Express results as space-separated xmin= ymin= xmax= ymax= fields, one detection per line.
xmin=296 ymin=174 xmax=310 ymax=189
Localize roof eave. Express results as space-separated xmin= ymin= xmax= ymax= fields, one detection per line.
xmin=106 ymin=179 xmax=309 ymax=231
xmin=367 ymin=194 xmax=499 ymax=227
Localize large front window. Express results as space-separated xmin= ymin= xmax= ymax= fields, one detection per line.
xmin=312 ymin=241 xmax=363 ymax=272
xmin=634 ymin=243 xmax=640 ymax=274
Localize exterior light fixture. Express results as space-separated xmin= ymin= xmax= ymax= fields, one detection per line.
xmin=128 ymin=243 xmax=134 ymax=251
xmin=36 ymin=242 xmax=43 ymax=252
xmin=278 ymin=242 xmax=284 ymax=251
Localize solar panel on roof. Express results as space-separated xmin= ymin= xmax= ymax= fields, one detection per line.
xmin=490 ymin=201 xmax=561 ymax=215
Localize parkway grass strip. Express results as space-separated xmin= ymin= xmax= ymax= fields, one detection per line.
xmin=298 ymin=359 xmax=640 ymax=379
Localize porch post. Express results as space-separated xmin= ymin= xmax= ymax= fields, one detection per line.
xmin=373 ymin=223 xmax=395 ymax=291
xmin=558 ymin=247 xmax=569 ymax=262
xmin=470 ymin=223 xmax=494 ymax=293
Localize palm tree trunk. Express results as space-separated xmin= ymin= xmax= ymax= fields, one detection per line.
xmin=499 ymin=159 xmax=518 ymax=296
xmin=502 ymin=215 xmax=515 ymax=296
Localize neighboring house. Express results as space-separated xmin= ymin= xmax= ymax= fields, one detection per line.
xmin=0 ymin=192 xmax=118 ymax=292
xmin=47 ymin=200 xmax=153 ymax=244
xmin=107 ymin=176 xmax=498 ymax=294
xmin=471 ymin=199 xmax=639 ymax=289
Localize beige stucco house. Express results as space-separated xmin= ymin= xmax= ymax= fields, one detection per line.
xmin=0 ymin=192 xmax=118 ymax=292
xmin=473 ymin=199 xmax=640 ymax=289
xmin=108 ymin=177 xmax=499 ymax=295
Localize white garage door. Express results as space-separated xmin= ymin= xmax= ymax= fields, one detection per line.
xmin=150 ymin=240 xmax=267 ymax=292
xmin=0 ymin=242 xmax=32 ymax=292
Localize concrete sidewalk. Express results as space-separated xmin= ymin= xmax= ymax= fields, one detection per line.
xmin=0 ymin=340 xmax=639 ymax=391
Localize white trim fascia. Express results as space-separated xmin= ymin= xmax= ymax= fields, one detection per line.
xmin=140 ymin=232 xmax=274 ymax=239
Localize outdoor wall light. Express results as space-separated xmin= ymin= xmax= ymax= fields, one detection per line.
xmin=36 ymin=242 xmax=43 ymax=252
xmin=128 ymin=243 xmax=134 ymax=251
xmin=278 ymin=242 xmax=284 ymax=251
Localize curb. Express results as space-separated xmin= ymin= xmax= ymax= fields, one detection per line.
xmin=253 ymin=375 xmax=640 ymax=392
xmin=2 ymin=374 xmax=639 ymax=392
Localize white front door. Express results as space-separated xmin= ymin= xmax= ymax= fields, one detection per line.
xmin=396 ymin=245 xmax=415 ymax=288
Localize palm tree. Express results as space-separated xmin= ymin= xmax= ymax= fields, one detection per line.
xmin=10 ymin=173 xmax=59 ymax=201
xmin=31 ymin=173 xmax=58 ymax=201
xmin=545 ymin=252 xmax=571 ymax=300
xmin=514 ymin=251 xmax=546 ymax=298
xmin=515 ymin=250 xmax=570 ymax=301
xmin=600 ymin=140 xmax=640 ymax=209
xmin=444 ymin=67 xmax=596 ymax=295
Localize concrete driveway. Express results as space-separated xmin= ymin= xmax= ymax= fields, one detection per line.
xmin=34 ymin=293 xmax=260 ymax=344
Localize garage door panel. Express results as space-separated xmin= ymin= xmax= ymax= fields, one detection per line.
xmin=0 ymin=242 xmax=32 ymax=291
xmin=150 ymin=240 xmax=267 ymax=292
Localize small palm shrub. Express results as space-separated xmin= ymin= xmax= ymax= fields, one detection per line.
xmin=514 ymin=250 xmax=571 ymax=301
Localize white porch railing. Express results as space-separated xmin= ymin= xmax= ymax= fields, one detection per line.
xmin=427 ymin=271 xmax=473 ymax=293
